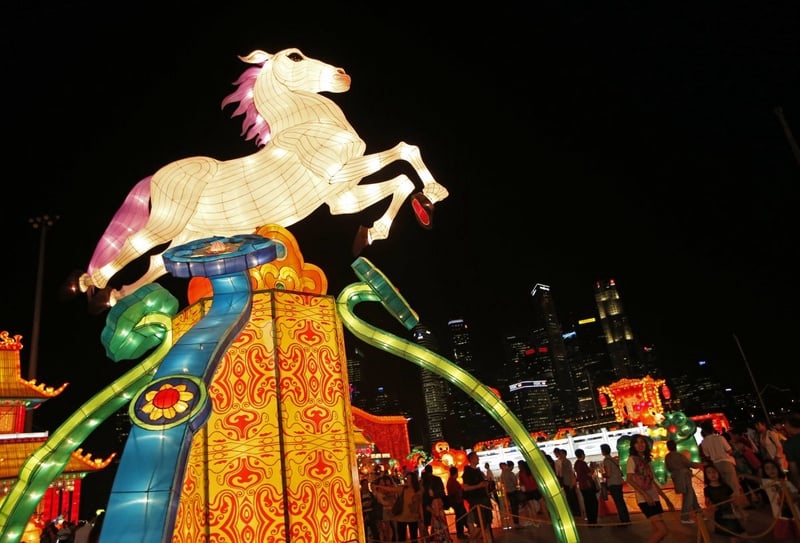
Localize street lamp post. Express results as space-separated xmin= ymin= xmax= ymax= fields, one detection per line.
xmin=26 ymin=214 xmax=58 ymax=432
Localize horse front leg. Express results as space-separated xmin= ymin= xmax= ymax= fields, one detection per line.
xmin=327 ymin=175 xmax=415 ymax=254
xmin=330 ymin=142 xmax=449 ymax=204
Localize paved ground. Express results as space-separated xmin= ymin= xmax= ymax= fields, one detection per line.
xmin=442 ymin=482 xmax=791 ymax=543
xmin=489 ymin=505 xmax=782 ymax=543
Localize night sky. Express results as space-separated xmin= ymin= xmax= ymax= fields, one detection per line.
xmin=2 ymin=1 xmax=798 ymax=516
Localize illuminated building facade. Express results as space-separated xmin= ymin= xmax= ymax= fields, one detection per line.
xmin=411 ymin=324 xmax=448 ymax=449
xmin=594 ymin=279 xmax=645 ymax=378
xmin=445 ymin=318 xmax=500 ymax=448
xmin=503 ymin=334 xmax=557 ymax=437
xmin=529 ymin=284 xmax=578 ymax=424
xmin=347 ymin=346 xmax=368 ymax=410
xmin=561 ymin=315 xmax=615 ymax=425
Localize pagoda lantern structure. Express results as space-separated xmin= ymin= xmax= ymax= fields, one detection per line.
xmin=0 ymin=331 xmax=113 ymax=536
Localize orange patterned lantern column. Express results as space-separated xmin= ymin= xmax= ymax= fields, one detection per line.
xmin=173 ymin=226 xmax=361 ymax=543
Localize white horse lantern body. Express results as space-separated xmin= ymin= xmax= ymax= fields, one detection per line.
xmin=77 ymin=47 xmax=448 ymax=307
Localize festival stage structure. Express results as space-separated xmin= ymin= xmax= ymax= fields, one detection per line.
xmin=1 ymin=47 xmax=583 ymax=543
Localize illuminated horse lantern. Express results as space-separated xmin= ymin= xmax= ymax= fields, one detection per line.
xmin=77 ymin=47 xmax=448 ymax=307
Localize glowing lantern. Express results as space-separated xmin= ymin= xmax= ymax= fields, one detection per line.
xmin=661 ymin=384 xmax=671 ymax=400
xmin=598 ymin=393 xmax=608 ymax=408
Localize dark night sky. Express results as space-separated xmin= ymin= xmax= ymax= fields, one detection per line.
xmin=2 ymin=1 xmax=798 ymax=515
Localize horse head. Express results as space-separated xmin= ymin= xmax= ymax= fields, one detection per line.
xmin=223 ymin=48 xmax=351 ymax=147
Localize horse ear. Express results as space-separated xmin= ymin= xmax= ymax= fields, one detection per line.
xmin=238 ymin=50 xmax=272 ymax=64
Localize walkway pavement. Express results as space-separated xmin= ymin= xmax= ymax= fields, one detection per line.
xmin=489 ymin=505 xmax=782 ymax=543
xmin=446 ymin=482 xmax=790 ymax=543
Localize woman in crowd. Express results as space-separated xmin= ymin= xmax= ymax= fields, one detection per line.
xmin=625 ymin=434 xmax=674 ymax=543
xmin=393 ymin=471 xmax=423 ymax=542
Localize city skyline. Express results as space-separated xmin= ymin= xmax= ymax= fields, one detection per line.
xmin=347 ymin=274 xmax=796 ymax=451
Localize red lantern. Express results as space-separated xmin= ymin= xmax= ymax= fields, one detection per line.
xmin=599 ymin=393 xmax=608 ymax=408
xmin=661 ymin=384 xmax=671 ymax=400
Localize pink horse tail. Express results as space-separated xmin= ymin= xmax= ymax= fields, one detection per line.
xmin=87 ymin=176 xmax=152 ymax=275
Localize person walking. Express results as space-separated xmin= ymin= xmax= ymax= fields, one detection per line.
xmin=422 ymin=463 xmax=447 ymax=538
xmin=664 ymin=438 xmax=704 ymax=524
xmin=372 ymin=474 xmax=399 ymax=541
xmin=600 ymin=443 xmax=631 ymax=526
xmin=360 ymin=478 xmax=380 ymax=542
xmin=626 ymin=434 xmax=674 ymax=543
xmin=497 ymin=462 xmax=518 ymax=528
xmin=484 ymin=462 xmax=499 ymax=505
xmin=574 ymin=449 xmax=600 ymax=527
xmin=555 ymin=448 xmax=581 ymax=517
xmin=446 ymin=465 xmax=469 ymax=539
xmin=516 ymin=460 xmax=542 ymax=522
xmin=462 ymin=452 xmax=494 ymax=541
xmin=394 ymin=471 xmax=423 ymax=542
xmin=783 ymin=412 xmax=800 ymax=490
xmin=755 ymin=418 xmax=788 ymax=471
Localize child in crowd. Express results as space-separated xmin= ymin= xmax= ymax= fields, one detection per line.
xmin=703 ymin=464 xmax=746 ymax=543
xmin=740 ymin=459 xmax=799 ymax=541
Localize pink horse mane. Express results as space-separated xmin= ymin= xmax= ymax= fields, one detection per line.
xmin=220 ymin=63 xmax=272 ymax=147
xmin=88 ymin=61 xmax=273 ymax=274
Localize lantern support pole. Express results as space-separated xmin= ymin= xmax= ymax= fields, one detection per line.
xmin=733 ymin=333 xmax=770 ymax=425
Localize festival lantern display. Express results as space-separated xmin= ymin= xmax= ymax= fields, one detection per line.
xmin=1 ymin=46 xmax=584 ymax=543
xmin=596 ymin=375 xmax=667 ymax=426
xmin=73 ymin=47 xmax=449 ymax=310
xmin=599 ymin=376 xmax=706 ymax=485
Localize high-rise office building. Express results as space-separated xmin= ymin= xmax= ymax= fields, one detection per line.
xmin=502 ymin=333 xmax=557 ymax=437
xmin=444 ymin=318 xmax=500 ymax=448
xmin=562 ymin=316 xmax=609 ymax=416
xmin=411 ymin=323 xmax=448 ymax=450
xmin=593 ymin=279 xmax=646 ymax=378
xmin=346 ymin=346 xmax=368 ymax=410
xmin=529 ymin=283 xmax=578 ymax=423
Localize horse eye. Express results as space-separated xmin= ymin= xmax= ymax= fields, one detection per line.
xmin=288 ymin=52 xmax=303 ymax=62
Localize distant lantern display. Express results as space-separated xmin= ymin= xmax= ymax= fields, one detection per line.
xmin=597 ymin=376 xmax=667 ymax=426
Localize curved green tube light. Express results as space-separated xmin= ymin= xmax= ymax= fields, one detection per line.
xmin=336 ymin=257 xmax=579 ymax=543
xmin=0 ymin=284 xmax=178 ymax=542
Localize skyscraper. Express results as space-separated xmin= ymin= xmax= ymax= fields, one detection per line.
xmin=593 ymin=279 xmax=645 ymax=378
xmin=503 ymin=334 xmax=557 ymax=437
xmin=346 ymin=346 xmax=368 ymax=410
xmin=529 ymin=283 xmax=578 ymax=423
xmin=411 ymin=323 xmax=448 ymax=449
xmin=444 ymin=318 xmax=500 ymax=448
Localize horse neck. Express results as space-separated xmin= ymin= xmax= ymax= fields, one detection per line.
xmin=255 ymin=75 xmax=353 ymax=135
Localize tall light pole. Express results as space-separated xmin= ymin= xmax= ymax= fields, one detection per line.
xmin=26 ymin=214 xmax=58 ymax=432
xmin=733 ymin=333 xmax=770 ymax=425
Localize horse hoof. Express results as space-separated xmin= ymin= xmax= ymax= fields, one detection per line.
xmin=87 ymin=287 xmax=114 ymax=315
xmin=352 ymin=225 xmax=371 ymax=256
xmin=411 ymin=192 xmax=434 ymax=229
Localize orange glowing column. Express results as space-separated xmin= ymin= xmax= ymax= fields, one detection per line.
xmin=174 ymin=290 xmax=360 ymax=543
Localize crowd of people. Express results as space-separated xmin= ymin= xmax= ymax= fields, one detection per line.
xmin=357 ymin=409 xmax=799 ymax=543
xmin=38 ymin=510 xmax=104 ymax=543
